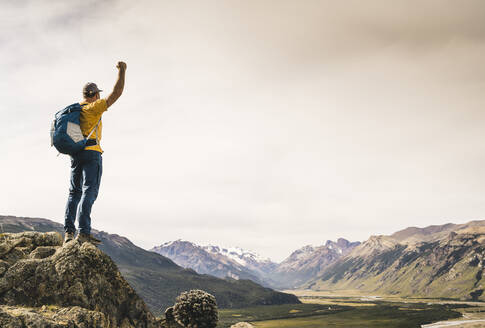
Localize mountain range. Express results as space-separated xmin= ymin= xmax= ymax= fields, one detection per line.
xmin=0 ymin=215 xmax=299 ymax=315
xmin=305 ymin=220 xmax=485 ymax=301
xmin=151 ymin=238 xmax=360 ymax=289
xmin=152 ymin=220 xmax=485 ymax=302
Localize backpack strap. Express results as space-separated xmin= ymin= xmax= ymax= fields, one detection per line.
xmin=86 ymin=118 xmax=102 ymax=141
xmin=79 ymin=103 xmax=101 ymax=144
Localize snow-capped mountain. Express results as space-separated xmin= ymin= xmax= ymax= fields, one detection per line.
xmin=150 ymin=240 xmax=273 ymax=286
xmin=202 ymin=245 xmax=277 ymax=276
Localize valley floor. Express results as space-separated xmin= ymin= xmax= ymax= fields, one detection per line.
xmin=218 ymin=290 xmax=485 ymax=328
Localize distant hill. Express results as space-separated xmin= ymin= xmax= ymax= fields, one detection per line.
xmin=305 ymin=220 xmax=485 ymax=301
xmin=0 ymin=216 xmax=300 ymax=315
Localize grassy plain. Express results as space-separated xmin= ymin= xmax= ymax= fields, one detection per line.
xmin=249 ymin=304 xmax=461 ymax=328
xmin=217 ymin=290 xmax=477 ymax=328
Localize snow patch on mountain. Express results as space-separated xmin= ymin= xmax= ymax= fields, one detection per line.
xmin=202 ymin=244 xmax=272 ymax=267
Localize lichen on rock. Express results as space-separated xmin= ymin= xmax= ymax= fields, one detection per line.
xmin=0 ymin=305 xmax=107 ymax=328
xmin=0 ymin=232 xmax=160 ymax=327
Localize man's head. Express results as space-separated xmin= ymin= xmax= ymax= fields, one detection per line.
xmin=83 ymin=82 xmax=103 ymax=103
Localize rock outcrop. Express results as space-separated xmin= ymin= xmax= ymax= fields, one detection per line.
xmin=0 ymin=231 xmax=160 ymax=327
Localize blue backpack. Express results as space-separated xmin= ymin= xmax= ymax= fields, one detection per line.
xmin=50 ymin=103 xmax=100 ymax=155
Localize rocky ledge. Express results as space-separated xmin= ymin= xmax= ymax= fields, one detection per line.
xmin=0 ymin=231 xmax=160 ymax=327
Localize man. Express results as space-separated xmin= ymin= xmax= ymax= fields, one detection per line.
xmin=64 ymin=61 xmax=127 ymax=245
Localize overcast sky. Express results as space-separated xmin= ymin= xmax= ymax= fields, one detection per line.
xmin=1 ymin=0 xmax=485 ymax=262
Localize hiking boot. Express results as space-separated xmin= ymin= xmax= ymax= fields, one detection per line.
xmin=76 ymin=233 xmax=102 ymax=245
xmin=64 ymin=232 xmax=75 ymax=244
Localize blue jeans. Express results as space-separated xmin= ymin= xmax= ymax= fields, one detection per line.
xmin=64 ymin=150 xmax=102 ymax=235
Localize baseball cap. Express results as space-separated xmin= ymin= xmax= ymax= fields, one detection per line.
xmin=83 ymin=82 xmax=103 ymax=97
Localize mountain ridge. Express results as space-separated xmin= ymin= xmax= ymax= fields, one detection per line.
xmin=305 ymin=219 xmax=485 ymax=301
xmin=271 ymin=238 xmax=361 ymax=288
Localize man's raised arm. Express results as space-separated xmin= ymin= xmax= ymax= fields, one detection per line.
xmin=106 ymin=61 xmax=127 ymax=108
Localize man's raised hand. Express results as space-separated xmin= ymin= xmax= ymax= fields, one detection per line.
xmin=117 ymin=61 xmax=127 ymax=71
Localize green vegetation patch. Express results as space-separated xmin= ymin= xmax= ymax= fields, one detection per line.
xmin=218 ymin=301 xmax=465 ymax=328
xmin=218 ymin=303 xmax=350 ymax=327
